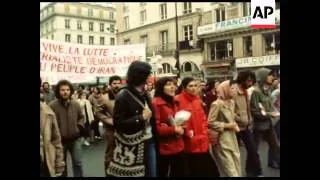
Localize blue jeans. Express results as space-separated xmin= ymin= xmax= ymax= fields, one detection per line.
xmin=268 ymin=121 xmax=280 ymax=166
xmin=62 ymin=137 xmax=84 ymax=177
xmin=146 ymin=142 xmax=157 ymax=177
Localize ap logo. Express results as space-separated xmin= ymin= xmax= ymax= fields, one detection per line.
xmin=251 ymin=0 xmax=276 ymax=28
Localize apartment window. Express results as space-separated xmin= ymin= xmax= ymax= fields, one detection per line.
xmin=51 ymin=34 xmax=54 ymax=40
xmin=109 ymin=12 xmax=114 ymax=20
xmin=89 ymin=36 xmax=94 ymax=45
xmin=140 ymin=35 xmax=148 ymax=45
xmin=65 ymin=34 xmax=71 ymax=42
xmin=210 ymin=40 xmax=233 ymax=61
xmin=264 ymin=32 xmax=280 ymax=55
xmin=100 ymin=37 xmax=105 ymax=45
xmin=276 ymin=2 xmax=280 ymax=9
xmin=243 ymin=36 xmax=252 ymax=57
xmin=89 ymin=22 xmax=94 ymax=31
xmin=162 ymin=63 xmax=172 ymax=74
xmin=124 ymin=16 xmax=129 ymax=30
xmin=41 ymin=24 xmax=44 ymax=36
xmin=124 ymin=39 xmax=131 ymax=45
xmin=123 ymin=6 xmax=129 ymax=13
xmin=243 ymin=3 xmax=249 ymax=16
xmin=88 ymin=9 xmax=93 ymax=17
xmin=160 ymin=3 xmax=167 ymax=20
xmin=51 ymin=20 xmax=54 ymax=31
xmin=216 ymin=7 xmax=226 ymax=22
xmin=64 ymin=5 xmax=70 ymax=14
xmin=52 ymin=6 xmax=55 ymax=13
xmin=77 ymin=35 xmax=83 ymax=44
xmin=99 ymin=10 xmax=104 ymax=18
xmin=183 ymin=2 xmax=192 ymax=14
xmin=100 ymin=23 xmax=104 ymax=32
xmin=160 ymin=31 xmax=168 ymax=51
xmin=184 ymin=62 xmax=192 ymax=72
xmin=77 ymin=20 xmax=82 ymax=30
xmin=45 ymin=22 xmax=48 ymax=33
xmin=46 ymin=36 xmax=48 ymax=39
xmin=110 ymin=24 xmax=115 ymax=33
xmin=77 ymin=7 xmax=82 ymax=15
xmin=65 ymin=19 xmax=70 ymax=29
xmin=140 ymin=2 xmax=147 ymax=6
xmin=110 ymin=38 xmax=115 ymax=45
xmin=184 ymin=25 xmax=193 ymax=41
xmin=140 ymin=10 xmax=146 ymax=25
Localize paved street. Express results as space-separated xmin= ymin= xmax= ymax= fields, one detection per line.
xmin=66 ymin=138 xmax=280 ymax=177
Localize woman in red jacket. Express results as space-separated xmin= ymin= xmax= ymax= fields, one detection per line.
xmin=175 ymin=77 xmax=219 ymax=177
xmin=152 ymin=77 xmax=185 ymax=177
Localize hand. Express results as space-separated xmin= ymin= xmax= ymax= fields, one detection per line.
xmin=271 ymin=112 xmax=279 ymax=118
xmin=174 ymin=126 xmax=184 ymax=136
xmin=234 ymin=124 xmax=240 ymax=132
xmin=55 ymin=173 xmax=62 ymax=177
xmin=226 ymin=122 xmax=237 ymax=130
xmin=142 ymin=108 xmax=152 ymax=121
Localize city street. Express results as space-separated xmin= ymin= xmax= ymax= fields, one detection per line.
xmin=66 ymin=137 xmax=280 ymax=177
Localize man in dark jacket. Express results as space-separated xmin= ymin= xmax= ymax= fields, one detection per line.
xmin=49 ymin=80 xmax=85 ymax=177
xmin=234 ymin=71 xmax=262 ymax=177
xmin=250 ymin=68 xmax=280 ymax=169
xmin=106 ymin=61 xmax=158 ymax=177
xmin=43 ymin=82 xmax=55 ymax=104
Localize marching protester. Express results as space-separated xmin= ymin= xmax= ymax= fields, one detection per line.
xmin=88 ymin=87 xmax=104 ymax=140
xmin=204 ymin=80 xmax=219 ymax=115
xmin=152 ymin=77 xmax=185 ymax=177
xmin=49 ymin=80 xmax=85 ymax=177
xmin=207 ymin=80 xmax=241 ymax=177
xmin=96 ymin=75 xmax=122 ymax=175
xmin=42 ymin=82 xmax=55 ymax=104
xmin=233 ymin=71 xmax=262 ymax=177
xmin=268 ymin=82 xmax=280 ymax=169
xmin=250 ymin=68 xmax=280 ymax=170
xmin=107 ymin=61 xmax=158 ymax=177
xmin=40 ymin=78 xmax=65 ymax=177
xmin=175 ymin=77 xmax=218 ymax=177
xmin=146 ymin=82 xmax=155 ymax=98
xmin=77 ymin=92 xmax=95 ymax=146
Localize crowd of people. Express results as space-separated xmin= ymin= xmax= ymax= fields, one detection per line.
xmin=40 ymin=61 xmax=280 ymax=177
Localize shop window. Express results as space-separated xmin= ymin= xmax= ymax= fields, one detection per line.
xmin=215 ymin=7 xmax=225 ymax=22
xmin=210 ymin=40 xmax=233 ymax=61
xmin=243 ymin=36 xmax=252 ymax=57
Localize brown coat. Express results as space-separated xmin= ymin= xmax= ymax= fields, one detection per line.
xmin=49 ymin=99 xmax=84 ymax=142
xmin=40 ymin=102 xmax=65 ymax=177
xmin=89 ymin=94 xmax=113 ymax=126
xmin=233 ymin=85 xmax=253 ymax=131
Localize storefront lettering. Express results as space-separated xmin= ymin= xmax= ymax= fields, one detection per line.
xmin=236 ymin=55 xmax=280 ymax=68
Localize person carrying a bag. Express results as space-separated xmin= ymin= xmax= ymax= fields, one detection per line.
xmin=207 ymin=80 xmax=241 ymax=177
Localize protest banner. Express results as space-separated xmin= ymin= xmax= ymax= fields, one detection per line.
xmin=40 ymin=39 xmax=146 ymax=84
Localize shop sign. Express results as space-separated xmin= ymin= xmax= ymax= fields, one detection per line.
xmin=236 ymin=54 xmax=280 ymax=68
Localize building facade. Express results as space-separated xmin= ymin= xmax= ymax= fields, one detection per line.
xmin=40 ymin=2 xmax=117 ymax=46
xmin=115 ymin=2 xmax=213 ymax=80
xmin=197 ymin=2 xmax=280 ymax=81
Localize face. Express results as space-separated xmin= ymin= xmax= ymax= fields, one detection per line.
xmin=229 ymin=84 xmax=238 ymax=98
xmin=163 ymin=81 xmax=176 ymax=97
xmin=43 ymin=83 xmax=49 ymax=90
xmin=214 ymin=82 xmax=220 ymax=89
xmin=93 ymin=88 xmax=100 ymax=97
xmin=273 ymin=79 xmax=279 ymax=88
xmin=59 ymin=85 xmax=71 ymax=100
xmin=111 ymin=80 xmax=121 ymax=92
xmin=243 ymin=78 xmax=253 ymax=89
xmin=147 ymin=83 xmax=153 ymax=91
xmin=265 ymin=74 xmax=274 ymax=85
xmin=199 ymin=82 xmax=206 ymax=91
xmin=80 ymin=94 xmax=86 ymax=100
xmin=78 ymin=86 xmax=83 ymax=91
xmin=185 ymin=80 xmax=198 ymax=96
